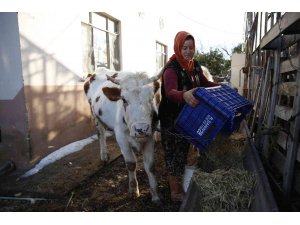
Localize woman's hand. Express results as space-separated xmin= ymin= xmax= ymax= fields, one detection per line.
xmin=183 ymin=88 xmax=199 ymax=107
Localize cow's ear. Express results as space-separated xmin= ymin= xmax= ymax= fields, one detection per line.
xmin=102 ymin=87 xmax=121 ymax=101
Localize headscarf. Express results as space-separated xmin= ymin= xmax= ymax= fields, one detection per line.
xmin=167 ymin=31 xmax=195 ymax=74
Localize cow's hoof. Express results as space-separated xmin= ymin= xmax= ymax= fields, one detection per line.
xmin=151 ymin=197 xmax=161 ymax=204
xmin=129 ymin=190 xmax=140 ymax=199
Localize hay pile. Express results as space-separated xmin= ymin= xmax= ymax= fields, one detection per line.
xmin=192 ymin=131 xmax=256 ymax=211
xmin=192 ymin=168 xmax=256 ymax=211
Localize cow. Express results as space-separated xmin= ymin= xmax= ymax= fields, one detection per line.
xmin=201 ymin=65 xmax=214 ymax=82
xmin=84 ymin=67 xmax=162 ymax=202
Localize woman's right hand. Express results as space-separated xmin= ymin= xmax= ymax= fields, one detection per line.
xmin=183 ymin=88 xmax=199 ymax=107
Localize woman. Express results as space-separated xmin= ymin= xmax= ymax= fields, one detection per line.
xmin=158 ymin=31 xmax=218 ymax=202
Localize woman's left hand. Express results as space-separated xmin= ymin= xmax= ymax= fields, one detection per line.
xmin=183 ymin=88 xmax=199 ymax=107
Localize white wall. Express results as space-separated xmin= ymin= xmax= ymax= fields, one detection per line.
xmin=18 ymin=13 xmax=83 ymax=86
xmin=111 ymin=11 xmax=199 ymax=75
xmin=17 ymin=12 xmax=207 ymax=83
xmin=0 ymin=12 xmax=24 ymax=100
xmin=113 ymin=12 xmax=174 ymax=75
xmin=230 ymin=53 xmax=246 ymax=95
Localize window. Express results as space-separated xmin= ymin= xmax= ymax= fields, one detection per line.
xmin=156 ymin=41 xmax=167 ymax=70
xmin=81 ymin=13 xmax=120 ymax=74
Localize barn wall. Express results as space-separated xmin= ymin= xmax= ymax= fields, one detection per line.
xmin=16 ymin=13 xmax=95 ymax=170
xmin=18 ymin=13 xmax=83 ymax=82
xmin=23 ymin=85 xmax=94 ymax=166
xmin=0 ymin=13 xmax=30 ymax=170
xmin=0 ymin=88 xmax=30 ymax=169
xmin=0 ymin=13 xmax=24 ymax=100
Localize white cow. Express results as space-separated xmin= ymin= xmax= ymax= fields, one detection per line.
xmin=201 ymin=65 xmax=214 ymax=82
xmin=84 ymin=67 xmax=162 ymax=202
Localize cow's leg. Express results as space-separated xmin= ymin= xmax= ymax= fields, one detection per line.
xmin=143 ymin=140 xmax=160 ymax=202
xmin=125 ymin=155 xmax=140 ymax=198
xmin=115 ymin=132 xmax=140 ymax=198
xmin=95 ymin=119 xmax=109 ymax=162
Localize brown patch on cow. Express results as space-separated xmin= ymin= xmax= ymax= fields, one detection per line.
xmin=84 ymin=81 xmax=90 ymax=94
xmin=126 ymin=162 xmax=136 ymax=171
xmin=95 ymin=96 xmax=100 ymax=102
xmin=153 ymin=80 xmax=160 ymax=94
xmin=83 ymin=74 xmax=96 ymax=94
xmin=102 ymin=87 xmax=121 ymax=101
xmin=89 ymin=74 xmax=96 ymax=82
xmin=153 ymin=80 xmax=161 ymax=106
xmin=154 ymin=93 xmax=161 ymax=106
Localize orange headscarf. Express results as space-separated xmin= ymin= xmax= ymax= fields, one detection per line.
xmin=167 ymin=31 xmax=195 ymax=74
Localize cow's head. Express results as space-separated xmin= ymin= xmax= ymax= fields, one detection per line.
xmin=103 ymin=69 xmax=162 ymax=143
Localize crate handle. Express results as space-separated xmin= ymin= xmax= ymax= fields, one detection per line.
xmin=205 ymin=85 xmax=222 ymax=90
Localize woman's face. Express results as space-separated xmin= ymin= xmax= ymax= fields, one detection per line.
xmin=181 ymin=39 xmax=195 ymax=61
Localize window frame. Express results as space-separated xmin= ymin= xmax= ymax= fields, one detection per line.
xmin=156 ymin=41 xmax=167 ymax=70
xmin=81 ymin=12 xmax=121 ymax=74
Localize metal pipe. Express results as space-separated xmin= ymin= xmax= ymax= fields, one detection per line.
xmin=0 ymin=196 xmax=47 ymax=204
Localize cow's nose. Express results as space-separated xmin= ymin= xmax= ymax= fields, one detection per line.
xmin=131 ymin=123 xmax=151 ymax=137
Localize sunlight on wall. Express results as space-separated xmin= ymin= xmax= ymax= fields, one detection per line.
xmin=19 ymin=13 xmax=83 ymax=86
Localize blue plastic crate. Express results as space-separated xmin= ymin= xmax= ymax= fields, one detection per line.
xmin=175 ymin=85 xmax=252 ymax=152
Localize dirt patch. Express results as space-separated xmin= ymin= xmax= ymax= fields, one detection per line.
xmin=0 ymin=136 xmax=182 ymax=212
xmin=0 ymin=132 xmax=246 ymax=212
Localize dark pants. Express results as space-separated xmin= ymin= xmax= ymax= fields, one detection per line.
xmin=160 ymin=117 xmax=190 ymax=176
